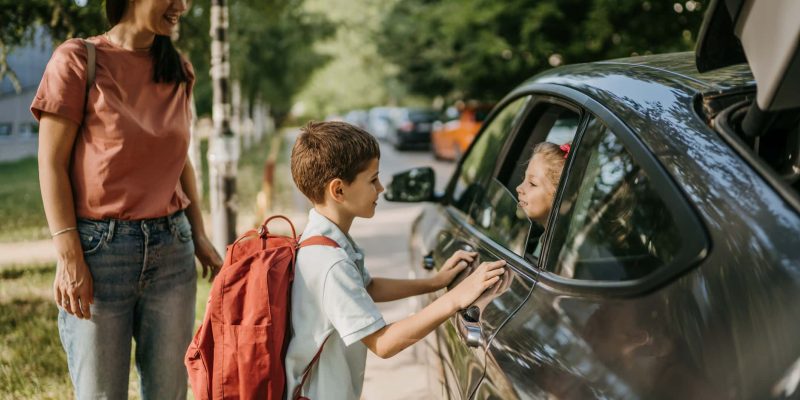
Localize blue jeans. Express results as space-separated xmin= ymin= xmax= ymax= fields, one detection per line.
xmin=59 ymin=210 xmax=197 ymax=400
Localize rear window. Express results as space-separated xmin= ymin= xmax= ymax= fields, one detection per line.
xmin=409 ymin=110 xmax=438 ymax=122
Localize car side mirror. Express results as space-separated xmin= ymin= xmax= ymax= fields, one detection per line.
xmin=384 ymin=167 xmax=438 ymax=202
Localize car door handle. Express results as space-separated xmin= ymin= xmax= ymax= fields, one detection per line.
xmin=422 ymin=251 xmax=435 ymax=270
xmin=456 ymin=305 xmax=483 ymax=348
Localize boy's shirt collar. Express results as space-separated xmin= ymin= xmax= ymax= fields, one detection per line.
xmin=302 ymin=208 xmax=364 ymax=262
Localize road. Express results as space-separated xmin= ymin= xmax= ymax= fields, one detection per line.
xmin=284 ymin=130 xmax=456 ymax=399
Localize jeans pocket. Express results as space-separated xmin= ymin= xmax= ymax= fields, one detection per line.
xmin=77 ymin=221 xmax=107 ymax=255
xmin=174 ymin=215 xmax=193 ymax=243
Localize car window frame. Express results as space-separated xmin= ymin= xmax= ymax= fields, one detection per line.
xmin=443 ymin=94 xmax=533 ymax=211
xmin=520 ymin=84 xmax=710 ymax=297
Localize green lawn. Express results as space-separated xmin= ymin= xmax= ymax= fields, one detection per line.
xmin=0 ymin=262 xmax=214 ymax=399
xmin=0 ymin=158 xmax=49 ymax=242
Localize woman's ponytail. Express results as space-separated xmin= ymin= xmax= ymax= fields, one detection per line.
xmin=150 ymin=35 xmax=188 ymax=84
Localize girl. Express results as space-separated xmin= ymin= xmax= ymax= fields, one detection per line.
xmin=516 ymin=142 xmax=570 ymax=257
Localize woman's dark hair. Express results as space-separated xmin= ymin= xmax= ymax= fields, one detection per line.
xmin=106 ymin=0 xmax=189 ymax=84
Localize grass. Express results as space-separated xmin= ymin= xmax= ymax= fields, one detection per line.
xmin=0 ymin=262 xmax=213 ymax=399
xmin=0 ymin=158 xmax=49 ymax=242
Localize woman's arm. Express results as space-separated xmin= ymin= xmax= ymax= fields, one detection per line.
xmin=179 ymin=159 xmax=223 ymax=282
xmin=38 ymin=113 xmax=93 ymax=320
xmin=366 ymin=250 xmax=476 ymax=302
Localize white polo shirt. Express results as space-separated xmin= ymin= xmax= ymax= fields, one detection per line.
xmin=285 ymin=209 xmax=386 ymax=400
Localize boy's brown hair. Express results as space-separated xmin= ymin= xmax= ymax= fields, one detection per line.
xmin=291 ymin=121 xmax=381 ymax=204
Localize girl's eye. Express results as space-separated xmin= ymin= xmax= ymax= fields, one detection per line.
xmin=528 ymin=181 xmax=536 ymax=187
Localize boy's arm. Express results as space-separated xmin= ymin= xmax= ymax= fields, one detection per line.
xmin=362 ymin=260 xmax=505 ymax=359
xmin=366 ymin=278 xmax=437 ymax=302
xmin=366 ymin=250 xmax=476 ymax=302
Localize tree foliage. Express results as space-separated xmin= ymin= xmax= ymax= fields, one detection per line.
xmin=180 ymin=0 xmax=334 ymax=119
xmin=2 ymin=0 xmax=333 ymax=121
xmin=0 ymin=0 xmax=105 ymax=91
xmin=378 ymin=0 xmax=706 ymax=102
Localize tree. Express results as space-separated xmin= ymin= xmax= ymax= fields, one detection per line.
xmin=0 ymin=0 xmax=105 ymax=91
xmin=179 ymin=0 xmax=334 ymax=122
xmin=378 ymin=0 xmax=706 ymax=102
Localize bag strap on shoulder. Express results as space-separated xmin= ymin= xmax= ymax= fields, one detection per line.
xmin=81 ymin=40 xmax=95 ymax=127
xmin=292 ymin=335 xmax=331 ymax=400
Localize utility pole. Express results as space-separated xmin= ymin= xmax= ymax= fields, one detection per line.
xmin=209 ymin=0 xmax=238 ymax=254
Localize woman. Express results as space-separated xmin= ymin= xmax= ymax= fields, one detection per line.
xmin=516 ymin=142 xmax=570 ymax=257
xmin=33 ymin=0 xmax=222 ymax=398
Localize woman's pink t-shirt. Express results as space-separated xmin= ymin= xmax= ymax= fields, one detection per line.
xmin=31 ymin=35 xmax=194 ymax=220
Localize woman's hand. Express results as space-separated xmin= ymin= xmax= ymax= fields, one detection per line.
xmin=53 ymin=234 xmax=94 ymax=319
xmin=444 ymin=259 xmax=506 ymax=310
xmin=432 ymin=250 xmax=477 ymax=290
xmin=193 ymin=234 xmax=223 ymax=283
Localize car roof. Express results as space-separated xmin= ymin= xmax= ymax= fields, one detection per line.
xmin=521 ymin=51 xmax=754 ymax=99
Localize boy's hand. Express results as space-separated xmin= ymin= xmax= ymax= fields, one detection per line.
xmin=444 ymin=260 xmax=506 ymax=311
xmin=433 ymin=250 xmax=477 ymax=289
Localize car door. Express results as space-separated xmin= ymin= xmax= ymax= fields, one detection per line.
xmin=473 ymin=110 xmax=710 ymax=399
xmin=430 ymin=95 xmax=586 ymax=399
xmin=417 ymin=94 xmax=531 ymax=400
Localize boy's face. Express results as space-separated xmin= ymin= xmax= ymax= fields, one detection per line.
xmin=341 ymin=158 xmax=384 ymax=218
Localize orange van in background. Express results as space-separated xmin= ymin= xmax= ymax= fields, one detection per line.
xmin=431 ymin=103 xmax=493 ymax=161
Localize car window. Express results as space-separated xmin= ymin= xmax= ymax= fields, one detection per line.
xmin=450 ymin=96 xmax=530 ymax=214
xmin=469 ymin=178 xmax=533 ymax=256
xmin=501 ymin=103 xmax=580 ymax=195
xmin=546 ymin=119 xmax=682 ymax=281
xmin=492 ymin=101 xmax=580 ymax=263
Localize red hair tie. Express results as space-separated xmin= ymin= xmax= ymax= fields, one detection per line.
xmin=560 ymin=143 xmax=571 ymax=159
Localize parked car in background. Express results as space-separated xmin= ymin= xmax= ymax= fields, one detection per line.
xmin=384 ymin=1 xmax=800 ymax=398
xmin=431 ymin=103 xmax=493 ymax=161
xmin=387 ymin=107 xmax=439 ymax=150
xmin=344 ymin=109 xmax=369 ymax=130
xmin=367 ymin=106 xmax=397 ymax=141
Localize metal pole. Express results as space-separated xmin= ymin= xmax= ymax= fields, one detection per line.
xmin=209 ymin=0 xmax=238 ymax=254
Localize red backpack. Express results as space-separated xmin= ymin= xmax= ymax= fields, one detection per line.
xmin=185 ymin=215 xmax=337 ymax=400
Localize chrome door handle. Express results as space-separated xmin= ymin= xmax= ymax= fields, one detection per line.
xmin=456 ymin=306 xmax=483 ymax=348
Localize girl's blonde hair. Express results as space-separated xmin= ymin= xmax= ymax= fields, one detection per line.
xmin=531 ymin=142 xmax=570 ymax=189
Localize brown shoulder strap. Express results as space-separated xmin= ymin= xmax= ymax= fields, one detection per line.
xmin=81 ymin=40 xmax=95 ymax=128
xmin=291 ymin=235 xmax=337 ymax=399
xmin=292 ymin=336 xmax=331 ymax=400
xmin=298 ymin=236 xmax=339 ymax=248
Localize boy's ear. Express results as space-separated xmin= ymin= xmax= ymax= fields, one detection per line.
xmin=327 ymin=178 xmax=346 ymax=204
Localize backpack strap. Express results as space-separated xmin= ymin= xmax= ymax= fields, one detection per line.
xmin=292 ymin=336 xmax=331 ymax=400
xmin=298 ymin=236 xmax=339 ymax=248
xmin=292 ymin=235 xmax=339 ymax=399
xmin=81 ymin=40 xmax=95 ymax=124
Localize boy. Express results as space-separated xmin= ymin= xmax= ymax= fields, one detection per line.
xmin=285 ymin=121 xmax=506 ymax=399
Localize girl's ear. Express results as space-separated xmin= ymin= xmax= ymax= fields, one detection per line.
xmin=327 ymin=178 xmax=345 ymax=203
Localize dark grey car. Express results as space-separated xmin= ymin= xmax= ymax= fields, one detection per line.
xmin=384 ymin=3 xmax=800 ymax=399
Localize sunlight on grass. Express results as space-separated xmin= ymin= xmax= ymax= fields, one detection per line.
xmin=0 ymin=263 xmax=213 ymax=399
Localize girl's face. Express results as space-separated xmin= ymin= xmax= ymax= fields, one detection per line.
xmin=516 ymin=154 xmax=558 ymax=226
xmin=131 ymin=0 xmax=188 ymax=36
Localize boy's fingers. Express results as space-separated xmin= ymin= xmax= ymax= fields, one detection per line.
xmin=485 ymin=276 xmax=501 ymax=288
